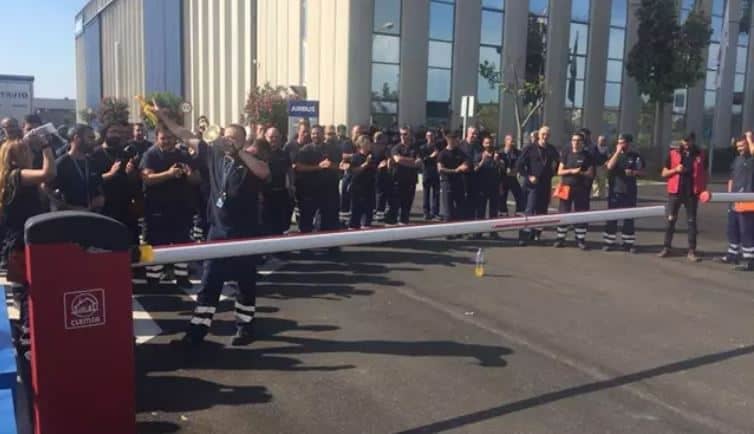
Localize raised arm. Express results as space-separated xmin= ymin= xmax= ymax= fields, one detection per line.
xmin=21 ymin=139 xmax=56 ymax=186
xmin=152 ymin=102 xmax=201 ymax=152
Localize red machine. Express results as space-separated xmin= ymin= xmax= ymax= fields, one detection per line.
xmin=24 ymin=211 xmax=134 ymax=434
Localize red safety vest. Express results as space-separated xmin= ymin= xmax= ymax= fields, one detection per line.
xmin=666 ymin=148 xmax=707 ymax=195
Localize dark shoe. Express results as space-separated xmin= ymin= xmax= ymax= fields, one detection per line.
xmin=489 ymin=232 xmax=500 ymax=240
xmin=179 ymin=327 xmax=207 ymax=347
xmin=553 ymin=240 xmax=565 ymax=248
xmin=577 ymin=242 xmax=589 ymax=251
xmin=518 ymin=240 xmax=528 ymax=247
xmin=231 ymin=325 xmax=255 ymax=346
xmin=176 ymin=277 xmax=194 ymax=290
xmin=657 ymin=248 xmax=671 ymax=258
xmin=734 ymin=261 xmax=754 ymax=272
xmin=687 ymin=251 xmax=702 ymax=263
xmin=715 ymin=255 xmax=739 ymax=265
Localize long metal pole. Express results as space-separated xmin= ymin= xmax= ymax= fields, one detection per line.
xmin=699 ymin=192 xmax=754 ymax=203
xmin=137 ymin=206 xmax=666 ymax=266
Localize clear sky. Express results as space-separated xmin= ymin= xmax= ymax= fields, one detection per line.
xmin=4 ymin=0 xmax=87 ymax=99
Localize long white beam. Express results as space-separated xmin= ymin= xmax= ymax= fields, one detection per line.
xmin=700 ymin=192 xmax=754 ymax=203
xmin=137 ymin=206 xmax=665 ymax=266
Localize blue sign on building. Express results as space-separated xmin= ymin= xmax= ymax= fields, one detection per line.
xmin=288 ymin=100 xmax=319 ymax=118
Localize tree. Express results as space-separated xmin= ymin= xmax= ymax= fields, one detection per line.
xmin=479 ymin=13 xmax=547 ymax=147
xmin=96 ymin=97 xmax=129 ymax=126
xmin=626 ymin=0 xmax=711 ymax=149
xmin=243 ymin=83 xmax=297 ymax=137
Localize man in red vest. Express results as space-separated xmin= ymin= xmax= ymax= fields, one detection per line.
xmin=658 ymin=133 xmax=708 ymax=261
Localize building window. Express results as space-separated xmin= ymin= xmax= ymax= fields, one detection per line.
xmin=477 ymin=0 xmax=504 ymax=134
xmin=703 ymin=0 xmax=726 ymax=142
xmin=427 ymin=0 xmax=455 ymax=128
xmin=602 ymin=0 xmax=626 ymax=138
xmin=371 ymin=0 xmax=402 ymax=129
xmin=565 ymin=0 xmax=590 ymax=135
xmin=732 ymin=0 xmax=751 ymax=136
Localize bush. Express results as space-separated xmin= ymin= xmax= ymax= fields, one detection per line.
xmin=96 ymin=97 xmax=129 ymax=126
xmin=243 ymin=83 xmax=298 ymax=138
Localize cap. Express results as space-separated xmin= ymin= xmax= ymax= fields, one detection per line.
xmin=618 ymin=133 xmax=633 ymax=142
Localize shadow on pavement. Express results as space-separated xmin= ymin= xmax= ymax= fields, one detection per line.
xmin=397 ymin=344 xmax=754 ymax=433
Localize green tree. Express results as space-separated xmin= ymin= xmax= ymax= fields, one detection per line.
xmin=626 ymin=0 xmax=711 ymax=149
xmin=479 ymin=13 xmax=547 ymax=147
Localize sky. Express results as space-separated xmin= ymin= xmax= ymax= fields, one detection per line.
xmin=4 ymin=0 xmax=87 ymax=99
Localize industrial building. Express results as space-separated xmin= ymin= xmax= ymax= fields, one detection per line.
xmin=75 ymin=0 xmax=754 ymax=147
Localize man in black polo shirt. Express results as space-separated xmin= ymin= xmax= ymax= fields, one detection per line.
xmin=386 ymin=126 xmax=421 ymax=225
xmin=154 ymin=106 xmax=270 ymax=346
xmin=262 ymin=127 xmax=293 ymax=235
xmin=515 ymin=125 xmax=560 ymax=246
xmin=603 ymin=133 xmax=645 ymax=252
xmin=420 ymin=129 xmax=443 ymax=220
xmin=140 ymin=127 xmax=199 ymax=290
xmin=90 ymin=121 xmax=141 ymax=245
xmin=51 ymin=124 xmax=105 ymax=211
xmin=472 ymin=136 xmax=503 ymax=239
xmin=347 ymin=134 xmax=378 ymax=229
xmin=438 ymin=130 xmax=470 ymax=226
xmin=554 ymin=133 xmax=594 ymax=249
xmin=295 ymin=125 xmax=342 ymax=235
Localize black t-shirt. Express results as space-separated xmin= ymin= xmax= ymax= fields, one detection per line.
xmin=349 ymin=152 xmax=377 ymax=193
xmin=266 ymin=148 xmax=292 ymax=192
xmin=90 ymin=147 xmax=134 ymax=221
xmin=126 ymin=139 xmax=153 ymax=161
xmin=730 ymin=154 xmax=754 ymax=193
xmin=516 ymin=143 xmax=560 ymax=188
xmin=438 ymin=147 xmax=468 ymax=185
xmin=473 ymin=149 xmax=503 ymax=187
xmin=295 ymin=142 xmax=342 ymax=191
xmin=500 ymin=147 xmax=520 ymax=178
xmin=420 ymin=141 xmax=443 ymax=178
xmin=206 ymin=143 xmax=263 ymax=238
xmin=1 ymin=169 xmax=44 ymax=253
xmin=560 ymin=149 xmax=593 ymax=188
xmin=54 ymin=154 xmax=104 ymax=208
xmin=391 ymin=143 xmax=419 ymax=184
xmin=140 ymin=145 xmax=194 ymax=212
xmin=608 ymin=150 xmax=643 ymax=196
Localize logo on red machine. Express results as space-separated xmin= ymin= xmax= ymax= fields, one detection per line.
xmin=64 ymin=289 xmax=106 ymax=330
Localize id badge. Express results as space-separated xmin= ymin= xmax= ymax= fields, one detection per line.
xmin=216 ymin=195 xmax=225 ymax=208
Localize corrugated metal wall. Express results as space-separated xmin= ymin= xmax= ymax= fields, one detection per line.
xmin=183 ymin=0 xmax=257 ymax=129
xmin=256 ymin=0 xmax=353 ymax=126
xmin=100 ymin=0 xmax=145 ymax=122
xmin=82 ymin=18 xmax=103 ymax=112
xmin=75 ymin=35 xmax=87 ymax=120
xmin=144 ymin=0 xmax=183 ymax=96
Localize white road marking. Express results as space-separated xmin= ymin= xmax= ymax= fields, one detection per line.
xmin=3 ymin=256 xmax=285 ymax=345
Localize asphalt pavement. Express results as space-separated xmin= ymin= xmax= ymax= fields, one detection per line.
xmin=6 ymin=182 xmax=754 ymax=433
xmin=130 ymin=182 xmax=754 ymax=434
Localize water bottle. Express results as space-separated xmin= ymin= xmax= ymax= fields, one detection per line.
xmin=474 ymin=248 xmax=485 ymax=278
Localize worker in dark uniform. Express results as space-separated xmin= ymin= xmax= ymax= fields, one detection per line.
xmin=295 ymin=125 xmax=342 ymax=236
xmin=554 ymin=133 xmax=594 ymax=249
xmin=438 ymin=130 xmax=470 ymax=230
xmin=51 ymin=124 xmax=105 ymax=212
xmin=262 ymin=127 xmax=293 ymax=235
xmin=658 ymin=133 xmax=707 ymax=262
xmin=347 ymin=134 xmax=377 ymax=229
xmin=515 ymin=126 xmax=560 ymax=246
xmin=603 ymin=133 xmax=645 ymax=253
xmin=716 ymin=135 xmax=754 ymax=271
xmin=154 ymin=106 xmax=271 ymax=346
xmin=140 ymin=127 xmax=200 ymax=290
xmin=373 ymin=131 xmax=392 ymax=222
xmin=460 ymin=127 xmax=481 ymax=220
xmin=338 ymin=125 xmax=362 ymax=224
xmin=420 ymin=129 xmax=442 ymax=220
xmin=285 ymin=121 xmax=311 ymax=225
xmin=471 ymin=136 xmax=503 ymax=239
xmin=90 ymin=121 xmax=141 ymax=245
xmin=386 ymin=126 xmax=421 ymax=225
xmin=500 ymin=134 xmax=523 ymax=216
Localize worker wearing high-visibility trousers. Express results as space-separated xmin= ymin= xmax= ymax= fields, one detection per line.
xmin=717 ymin=135 xmax=754 ymax=271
